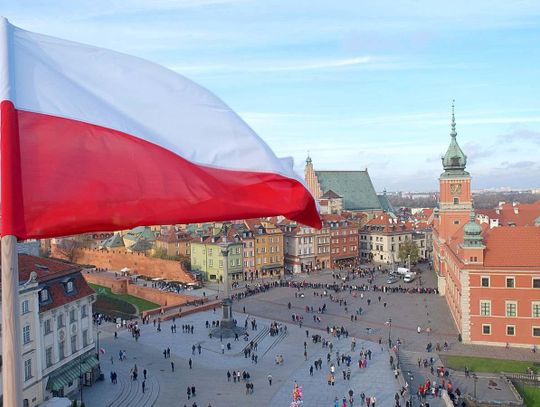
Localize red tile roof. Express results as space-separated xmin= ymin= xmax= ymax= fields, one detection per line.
xmin=1 ymin=254 xmax=95 ymax=312
xmin=479 ymin=200 xmax=540 ymax=227
xmin=482 ymin=226 xmax=540 ymax=268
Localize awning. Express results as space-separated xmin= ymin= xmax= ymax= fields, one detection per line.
xmin=333 ymin=255 xmax=355 ymax=261
xmin=47 ymin=354 xmax=99 ymax=391
xmin=262 ymin=265 xmax=282 ymax=270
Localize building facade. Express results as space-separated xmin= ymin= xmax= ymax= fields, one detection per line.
xmin=155 ymin=228 xmax=192 ymax=257
xmin=190 ymin=229 xmax=243 ymax=281
xmin=433 ymin=107 xmax=540 ymax=347
xmin=244 ymin=220 xmax=284 ymax=278
xmin=0 ymin=255 xmax=98 ymax=406
xmin=326 ymin=215 xmax=360 ymax=268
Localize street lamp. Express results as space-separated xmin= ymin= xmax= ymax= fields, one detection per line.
xmin=96 ymin=330 xmax=102 ymax=360
xmin=79 ymin=353 xmax=84 ymax=404
xmin=388 ymin=318 xmax=392 ymax=348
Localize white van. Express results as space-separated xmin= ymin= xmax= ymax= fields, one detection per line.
xmin=396 ymin=267 xmax=410 ymax=275
xmin=404 ymin=272 xmax=416 ymax=283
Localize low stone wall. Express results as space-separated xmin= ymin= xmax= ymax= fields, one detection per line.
xmin=83 ymin=271 xmax=197 ymax=307
xmin=52 ymin=246 xmax=195 ymax=283
xmin=141 ymin=300 xmax=220 ymax=321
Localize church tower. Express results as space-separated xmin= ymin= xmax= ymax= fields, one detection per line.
xmin=438 ymin=102 xmax=472 ymax=242
xmin=304 ymin=154 xmax=322 ymax=200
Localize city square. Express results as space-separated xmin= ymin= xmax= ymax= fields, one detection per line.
xmin=80 ymin=265 xmax=529 ymax=407
xmin=1 ymin=3 xmax=540 ymax=407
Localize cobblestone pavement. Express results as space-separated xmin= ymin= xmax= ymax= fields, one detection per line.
xmin=83 ymin=265 xmax=538 ymax=406
xmin=84 ymin=309 xmax=400 ymax=407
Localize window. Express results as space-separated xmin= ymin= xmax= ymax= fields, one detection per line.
xmin=506 ymin=325 xmax=515 ymax=336
xmin=57 ymin=314 xmax=64 ymax=329
xmin=21 ymin=300 xmax=30 ymax=314
xmin=39 ymin=289 xmax=49 ymax=302
xmin=506 ymin=277 xmax=515 ymax=288
xmin=69 ymin=309 xmax=76 ymax=323
xmin=533 ymin=278 xmax=540 ymax=289
xmin=208 ymin=259 xmax=213 ymax=267
xmin=453 ymin=197 xmax=459 ymax=205
xmin=59 ymin=341 xmax=65 ymax=360
xmin=481 ymin=277 xmax=490 ymax=287
xmin=22 ymin=325 xmax=31 ymax=344
xmin=44 ymin=319 xmax=52 ymax=335
xmin=45 ymin=347 xmax=53 ymax=368
xmin=66 ymin=280 xmax=74 ymax=293
xmin=482 ymin=324 xmax=491 ymax=335
xmin=506 ymin=301 xmax=517 ymax=317
xmin=534 ymin=327 xmax=540 ymax=337
xmin=480 ymin=301 xmax=491 ymax=316
xmin=24 ymin=359 xmax=32 ymax=381
xmin=532 ymin=302 xmax=540 ymax=318
xmin=453 ymin=220 xmax=460 ymax=225
xmin=83 ymin=329 xmax=88 ymax=347
xmin=81 ymin=305 xmax=88 ymax=318
xmin=71 ymin=335 xmax=77 ymax=353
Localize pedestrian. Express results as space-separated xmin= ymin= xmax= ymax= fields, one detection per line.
xmin=191 ymin=385 xmax=196 ymax=397
xmin=171 ymin=361 xmax=175 ymax=372
xmin=227 ymin=370 xmax=231 ymax=381
xmin=187 ymin=387 xmax=191 ymax=400
xmin=142 ymin=380 xmax=146 ymax=393
xmin=267 ymin=374 xmax=272 ymax=386
xmin=189 ymin=358 xmax=192 ymax=369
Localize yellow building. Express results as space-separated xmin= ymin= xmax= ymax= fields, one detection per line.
xmin=244 ymin=219 xmax=284 ymax=278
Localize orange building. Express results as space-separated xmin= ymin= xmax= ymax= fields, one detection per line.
xmin=244 ymin=219 xmax=284 ymax=278
xmin=433 ymin=105 xmax=540 ymax=348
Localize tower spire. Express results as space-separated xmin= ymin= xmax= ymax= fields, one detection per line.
xmin=451 ymin=99 xmax=457 ymax=138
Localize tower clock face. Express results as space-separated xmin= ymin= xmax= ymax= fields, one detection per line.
xmin=450 ymin=183 xmax=462 ymax=196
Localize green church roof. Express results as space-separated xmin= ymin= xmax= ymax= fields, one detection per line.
xmin=441 ymin=101 xmax=468 ymax=177
xmin=377 ymin=192 xmax=395 ymax=214
xmin=315 ymin=170 xmax=382 ymax=211
xmin=463 ymin=211 xmax=483 ymax=247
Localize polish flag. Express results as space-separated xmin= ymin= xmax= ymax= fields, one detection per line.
xmin=0 ymin=18 xmax=320 ymax=239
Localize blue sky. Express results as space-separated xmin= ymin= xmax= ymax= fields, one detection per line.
xmin=4 ymin=1 xmax=540 ymax=191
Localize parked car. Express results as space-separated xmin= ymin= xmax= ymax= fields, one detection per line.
xmin=404 ymin=272 xmax=416 ymax=283
xmin=387 ymin=276 xmax=399 ymax=284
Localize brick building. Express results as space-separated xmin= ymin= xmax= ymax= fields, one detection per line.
xmin=433 ymin=106 xmax=540 ymax=347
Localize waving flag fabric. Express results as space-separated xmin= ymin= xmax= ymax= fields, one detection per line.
xmin=0 ymin=18 xmax=320 ymax=239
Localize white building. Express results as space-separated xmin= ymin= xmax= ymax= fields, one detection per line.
xmin=0 ymin=255 xmax=98 ymax=407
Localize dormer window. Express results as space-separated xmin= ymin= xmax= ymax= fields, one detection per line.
xmin=39 ymin=289 xmax=49 ymax=302
xmin=66 ymin=281 xmax=74 ymax=293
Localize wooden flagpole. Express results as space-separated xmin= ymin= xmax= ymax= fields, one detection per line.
xmin=1 ymin=18 xmax=24 ymax=407
xmin=2 ymin=235 xmax=23 ymax=407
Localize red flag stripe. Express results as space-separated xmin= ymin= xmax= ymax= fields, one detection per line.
xmin=1 ymin=101 xmax=320 ymax=239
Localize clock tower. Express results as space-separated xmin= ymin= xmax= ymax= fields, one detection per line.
xmin=438 ymin=102 xmax=472 ymax=243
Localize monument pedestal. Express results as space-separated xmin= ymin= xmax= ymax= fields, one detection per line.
xmin=210 ymin=298 xmax=246 ymax=338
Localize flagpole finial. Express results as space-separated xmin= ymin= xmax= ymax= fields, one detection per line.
xmin=451 ymin=100 xmax=457 ymax=138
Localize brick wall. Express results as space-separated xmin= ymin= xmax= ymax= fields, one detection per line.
xmin=52 ymin=246 xmax=195 ymax=283
xmin=83 ymin=271 xmax=197 ymax=307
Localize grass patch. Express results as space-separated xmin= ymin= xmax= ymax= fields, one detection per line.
xmin=94 ymin=296 xmax=136 ymax=320
xmin=89 ymin=283 xmax=160 ymax=313
xmin=515 ymin=384 xmax=540 ymax=407
xmin=444 ymin=355 xmax=538 ymax=374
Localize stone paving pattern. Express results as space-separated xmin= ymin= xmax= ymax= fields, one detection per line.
xmin=82 ymin=266 xmax=537 ymax=406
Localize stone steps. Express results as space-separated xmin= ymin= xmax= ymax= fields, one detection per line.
xmin=107 ymin=374 xmax=159 ymax=407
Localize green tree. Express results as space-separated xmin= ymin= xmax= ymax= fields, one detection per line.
xmin=398 ymin=239 xmax=419 ymax=265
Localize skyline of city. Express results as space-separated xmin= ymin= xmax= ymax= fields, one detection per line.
xmin=4 ymin=0 xmax=540 ymax=191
